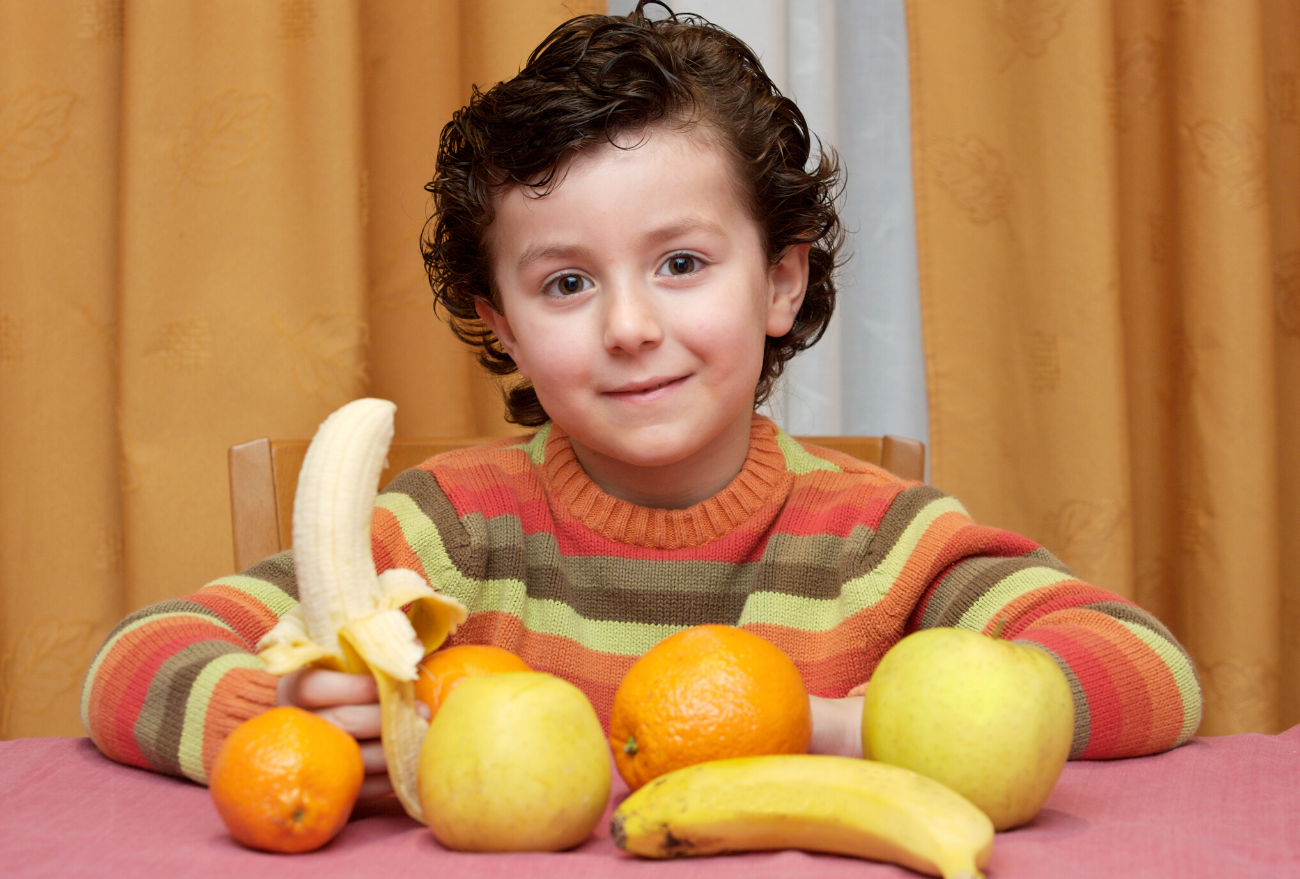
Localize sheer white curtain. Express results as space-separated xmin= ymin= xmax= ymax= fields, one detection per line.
xmin=610 ymin=0 xmax=928 ymax=449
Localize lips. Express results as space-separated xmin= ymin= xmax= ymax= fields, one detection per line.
xmin=605 ymin=375 xmax=688 ymax=399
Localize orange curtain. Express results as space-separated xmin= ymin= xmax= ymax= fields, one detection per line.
xmin=0 ymin=0 xmax=602 ymax=740
xmin=907 ymin=0 xmax=1298 ymax=736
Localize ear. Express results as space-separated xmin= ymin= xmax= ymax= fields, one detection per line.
xmin=475 ymin=298 xmax=530 ymax=378
xmin=765 ymin=242 xmax=811 ymax=337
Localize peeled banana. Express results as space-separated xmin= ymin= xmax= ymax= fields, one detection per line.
xmin=256 ymin=397 xmax=467 ymax=824
xmin=612 ymin=755 xmax=994 ymax=879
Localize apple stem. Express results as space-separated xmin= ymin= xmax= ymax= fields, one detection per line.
xmin=991 ymin=615 xmax=1010 ymax=640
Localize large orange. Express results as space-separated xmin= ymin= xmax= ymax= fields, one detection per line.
xmin=414 ymin=644 xmax=530 ymax=719
xmin=609 ymin=624 xmax=812 ymax=791
xmin=210 ymin=706 xmax=364 ymax=853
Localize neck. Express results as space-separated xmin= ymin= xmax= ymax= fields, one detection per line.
xmin=567 ymin=411 xmax=755 ymax=509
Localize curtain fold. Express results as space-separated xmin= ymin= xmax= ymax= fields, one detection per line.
xmin=0 ymin=0 xmax=600 ymax=740
xmin=908 ymin=0 xmax=1298 ymax=735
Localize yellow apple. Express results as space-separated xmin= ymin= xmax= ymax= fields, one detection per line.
xmin=863 ymin=627 xmax=1074 ymax=831
xmin=419 ymin=671 xmax=611 ymax=851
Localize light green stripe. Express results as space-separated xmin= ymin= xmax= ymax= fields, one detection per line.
xmin=774 ymin=430 xmax=840 ymax=475
xmin=375 ymin=492 xmax=465 ymax=589
xmin=521 ymin=596 xmax=683 ymax=655
xmin=955 ymin=567 xmax=1079 ymax=632
xmin=80 ymin=612 xmax=237 ymax=730
xmin=178 ymin=652 xmax=268 ymax=783
xmin=210 ymin=574 xmax=298 ymax=617
xmin=524 ymin=423 xmax=551 ymax=465
xmin=872 ymin=495 xmax=969 ymax=592
xmin=1118 ymin=619 xmax=1204 ymax=745
xmin=737 ymin=573 xmax=888 ymax=630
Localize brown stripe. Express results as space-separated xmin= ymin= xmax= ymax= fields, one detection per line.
xmin=919 ymin=548 xmax=1069 ymax=629
xmin=754 ymin=526 xmax=878 ymax=599
xmin=237 ymin=550 xmax=298 ymax=600
xmin=134 ymin=640 xmax=247 ymax=776
xmin=381 ymin=466 xmax=476 ymax=574
xmin=521 ymin=528 xmax=753 ymax=626
xmin=110 ymin=599 xmax=231 ymax=638
xmin=481 ymin=523 xmax=888 ymax=625
xmin=857 ymin=484 xmax=949 ymax=571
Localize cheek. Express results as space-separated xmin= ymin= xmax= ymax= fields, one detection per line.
xmin=677 ymin=289 xmax=771 ymax=373
xmin=513 ymin=323 xmax=588 ymax=389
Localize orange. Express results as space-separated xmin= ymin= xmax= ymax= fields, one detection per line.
xmin=209 ymin=706 xmax=364 ymax=853
xmin=414 ymin=644 xmax=531 ymax=719
xmin=609 ymin=624 xmax=812 ymax=791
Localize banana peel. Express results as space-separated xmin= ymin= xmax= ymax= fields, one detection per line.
xmin=257 ymin=398 xmax=467 ymax=824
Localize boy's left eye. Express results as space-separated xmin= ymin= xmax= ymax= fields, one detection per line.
xmin=659 ymin=254 xmax=701 ymax=276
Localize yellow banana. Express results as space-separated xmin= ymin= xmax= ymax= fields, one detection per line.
xmin=256 ymin=397 xmax=467 ymax=824
xmin=612 ymin=754 xmax=994 ymax=879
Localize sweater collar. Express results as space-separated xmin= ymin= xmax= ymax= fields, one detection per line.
xmin=540 ymin=414 xmax=791 ymax=549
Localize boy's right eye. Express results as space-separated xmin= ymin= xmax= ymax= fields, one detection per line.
xmin=547 ymin=273 xmax=592 ymax=296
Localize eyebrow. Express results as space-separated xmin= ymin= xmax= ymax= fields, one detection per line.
xmin=514 ymin=215 xmax=728 ymax=273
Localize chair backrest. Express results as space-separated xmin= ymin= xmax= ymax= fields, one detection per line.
xmin=229 ymin=433 xmax=925 ymax=571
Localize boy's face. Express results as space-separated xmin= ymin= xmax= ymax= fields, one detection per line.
xmin=477 ymin=125 xmax=808 ymax=504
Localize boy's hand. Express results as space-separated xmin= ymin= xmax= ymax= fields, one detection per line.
xmin=808 ymin=695 xmax=865 ymax=758
xmin=276 ymin=668 xmax=429 ymax=800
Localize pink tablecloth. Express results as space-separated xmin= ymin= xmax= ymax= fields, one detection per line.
xmin=1 ymin=728 xmax=1297 ymax=878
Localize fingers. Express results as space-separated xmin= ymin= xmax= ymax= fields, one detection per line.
xmin=358 ymin=739 xmax=387 ymax=774
xmin=316 ymin=702 xmax=383 ymax=740
xmin=281 ymin=668 xmax=379 ymax=708
xmin=275 ymin=668 xmax=382 ymax=739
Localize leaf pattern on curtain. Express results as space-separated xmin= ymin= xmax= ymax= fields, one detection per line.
xmin=931 ymin=135 xmax=1012 ymax=224
xmin=171 ymin=90 xmax=273 ymax=190
xmin=274 ymin=312 xmax=369 ymax=406
xmin=0 ymin=618 xmax=96 ymax=735
xmin=0 ymin=87 xmax=75 ymax=183
xmin=1187 ymin=118 xmax=1267 ymax=210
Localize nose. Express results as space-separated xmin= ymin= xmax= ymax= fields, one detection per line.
xmin=602 ymin=279 xmax=663 ymax=355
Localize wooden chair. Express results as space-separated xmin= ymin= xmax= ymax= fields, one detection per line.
xmin=228 ymin=433 xmax=925 ymax=571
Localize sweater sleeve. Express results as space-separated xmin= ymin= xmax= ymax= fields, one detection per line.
xmin=79 ymin=465 xmax=479 ymax=786
xmin=80 ymin=552 xmax=299 ymax=785
xmin=904 ymin=492 xmax=1203 ymax=759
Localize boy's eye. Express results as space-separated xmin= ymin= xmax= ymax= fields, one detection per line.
xmin=549 ymin=274 xmax=591 ymax=296
xmin=661 ymin=254 xmax=699 ymax=276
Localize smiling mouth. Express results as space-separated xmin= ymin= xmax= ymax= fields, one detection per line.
xmin=606 ymin=376 xmax=688 ymax=398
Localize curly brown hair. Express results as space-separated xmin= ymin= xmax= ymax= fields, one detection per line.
xmin=422 ymin=1 xmax=844 ymax=427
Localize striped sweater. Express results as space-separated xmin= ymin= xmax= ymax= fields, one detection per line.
xmin=82 ymin=416 xmax=1202 ymax=784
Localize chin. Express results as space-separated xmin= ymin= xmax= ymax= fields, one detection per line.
xmin=578 ymin=423 xmax=702 ymax=468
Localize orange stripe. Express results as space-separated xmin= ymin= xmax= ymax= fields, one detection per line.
xmin=201 ymin=666 xmax=278 ymax=779
xmin=189 ymin=584 xmax=280 ymax=646
xmin=889 ymin=509 xmax=977 ymax=596
xmin=371 ymin=506 xmax=431 ymax=579
xmin=992 ymin=582 xmax=1110 ymax=636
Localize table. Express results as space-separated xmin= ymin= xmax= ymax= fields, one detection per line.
xmin=1 ymin=728 xmax=1297 ymax=878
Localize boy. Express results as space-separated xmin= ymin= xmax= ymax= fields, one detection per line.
xmin=82 ymin=4 xmax=1201 ymax=800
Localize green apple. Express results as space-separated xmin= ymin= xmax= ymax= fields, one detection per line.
xmin=863 ymin=627 xmax=1074 ymax=831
